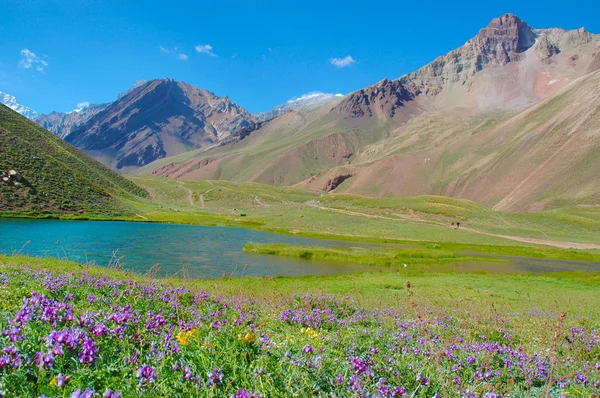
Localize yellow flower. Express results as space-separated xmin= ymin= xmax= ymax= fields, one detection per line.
xmin=301 ymin=327 xmax=319 ymax=338
xmin=176 ymin=329 xmax=198 ymax=346
xmin=238 ymin=332 xmax=254 ymax=343
xmin=49 ymin=376 xmax=58 ymax=386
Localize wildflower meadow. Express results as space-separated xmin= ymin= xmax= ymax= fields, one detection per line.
xmin=0 ymin=260 xmax=598 ymax=397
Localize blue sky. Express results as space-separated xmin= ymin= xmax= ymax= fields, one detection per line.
xmin=1 ymin=0 xmax=599 ymax=114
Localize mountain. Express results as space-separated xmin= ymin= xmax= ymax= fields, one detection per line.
xmin=254 ymin=92 xmax=344 ymax=121
xmin=33 ymin=80 xmax=148 ymax=139
xmin=34 ymin=103 xmax=110 ymax=139
xmin=0 ymin=104 xmax=147 ymax=215
xmin=143 ymin=14 xmax=600 ymax=212
xmin=64 ymin=78 xmax=256 ymax=171
xmin=0 ymin=91 xmax=38 ymax=119
xmin=335 ymin=14 xmax=598 ymax=118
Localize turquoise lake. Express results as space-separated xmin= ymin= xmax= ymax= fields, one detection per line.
xmin=0 ymin=218 xmax=379 ymax=278
xmin=1 ymin=218 xmax=598 ymax=278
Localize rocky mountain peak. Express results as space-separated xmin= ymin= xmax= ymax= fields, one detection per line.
xmin=470 ymin=13 xmax=536 ymax=64
xmin=65 ymin=78 xmax=255 ymax=170
xmin=335 ymin=13 xmax=599 ymax=119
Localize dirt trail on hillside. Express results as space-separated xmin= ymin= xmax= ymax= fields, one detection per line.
xmin=459 ymin=227 xmax=600 ymax=249
xmin=177 ymin=182 xmax=195 ymax=207
xmin=303 ymin=202 xmax=600 ymax=250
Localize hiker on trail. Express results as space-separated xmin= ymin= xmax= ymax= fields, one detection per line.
xmin=451 ymin=222 xmax=455 ymax=229
xmin=456 ymin=222 xmax=460 ymax=229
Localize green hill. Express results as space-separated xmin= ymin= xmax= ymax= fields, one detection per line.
xmin=0 ymin=104 xmax=147 ymax=216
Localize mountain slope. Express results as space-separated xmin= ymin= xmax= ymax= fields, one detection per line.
xmin=0 ymin=91 xmax=38 ymax=119
xmin=142 ymin=14 xmax=600 ymax=212
xmin=34 ymin=103 xmax=110 ymax=139
xmin=65 ymin=78 xmax=256 ymax=171
xmin=298 ymin=70 xmax=600 ymax=211
xmin=0 ymin=104 xmax=147 ymax=215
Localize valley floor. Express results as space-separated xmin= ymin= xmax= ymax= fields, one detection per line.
xmin=122 ymin=177 xmax=600 ymax=250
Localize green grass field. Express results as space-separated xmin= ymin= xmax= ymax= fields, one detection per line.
xmin=1 ymin=255 xmax=598 ymax=396
xmin=121 ymin=177 xmax=600 ymax=249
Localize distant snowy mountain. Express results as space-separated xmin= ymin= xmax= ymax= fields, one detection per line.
xmin=0 ymin=91 xmax=38 ymax=119
xmin=254 ymin=92 xmax=344 ymax=121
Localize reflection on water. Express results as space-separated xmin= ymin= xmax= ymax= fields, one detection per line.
xmin=1 ymin=219 xmax=598 ymax=278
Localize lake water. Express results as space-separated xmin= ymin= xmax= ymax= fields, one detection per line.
xmin=1 ymin=219 xmax=598 ymax=278
xmin=0 ymin=219 xmax=380 ymax=278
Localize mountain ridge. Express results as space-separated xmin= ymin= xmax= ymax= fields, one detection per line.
xmin=143 ymin=14 xmax=600 ymax=212
xmin=64 ymin=78 xmax=256 ymax=171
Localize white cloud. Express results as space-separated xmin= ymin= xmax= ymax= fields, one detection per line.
xmin=195 ymin=44 xmax=216 ymax=57
xmin=178 ymin=53 xmax=189 ymax=61
xmin=159 ymin=46 xmax=170 ymax=53
xmin=330 ymin=55 xmax=355 ymax=68
xmin=19 ymin=49 xmax=48 ymax=72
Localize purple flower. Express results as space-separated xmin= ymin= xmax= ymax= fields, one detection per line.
xmin=34 ymin=352 xmax=54 ymax=369
xmin=231 ymin=389 xmax=262 ymax=398
xmin=103 ymin=390 xmax=121 ymax=398
xmin=136 ymin=364 xmax=157 ymax=385
xmin=79 ymin=336 xmax=98 ymax=364
xmin=416 ymin=373 xmax=429 ymax=386
xmin=207 ymin=366 xmax=224 ymax=386
xmin=57 ymin=374 xmax=69 ymax=388
xmin=71 ymin=389 xmax=93 ymax=398
xmin=575 ymin=372 xmax=589 ymax=386
xmin=0 ymin=346 xmax=21 ymax=368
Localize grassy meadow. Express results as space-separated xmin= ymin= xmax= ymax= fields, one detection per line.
xmin=120 ymin=177 xmax=600 ymax=248
xmin=0 ymin=255 xmax=599 ymax=397
xmin=2 ymin=177 xmax=600 ymax=396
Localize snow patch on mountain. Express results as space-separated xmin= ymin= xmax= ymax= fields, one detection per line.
xmin=254 ymin=92 xmax=344 ymax=121
xmin=0 ymin=91 xmax=39 ymax=119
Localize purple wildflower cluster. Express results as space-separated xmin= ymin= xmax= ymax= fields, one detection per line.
xmin=0 ymin=266 xmax=598 ymax=397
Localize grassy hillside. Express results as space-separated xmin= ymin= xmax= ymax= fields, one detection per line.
xmin=0 ymin=104 xmax=147 ymax=216
xmin=127 ymin=177 xmax=600 ymax=248
xmin=0 ymin=254 xmax=598 ymax=396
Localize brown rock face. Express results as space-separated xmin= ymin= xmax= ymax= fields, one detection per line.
xmin=66 ymin=79 xmax=255 ymax=170
xmin=324 ymin=174 xmax=352 ymax=192
xmin=473 ymin=13 xmax=536 ymax=65
xmin=334 ymin=78 xmax=419 ymax=118
xmin=335 ymin=14 xmax=538 ymax=118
